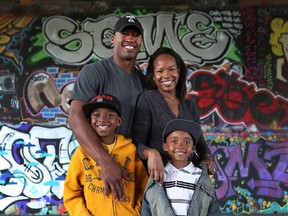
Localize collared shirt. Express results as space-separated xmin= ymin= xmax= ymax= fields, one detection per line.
xmin=163 ymin=162 xmax=202 ymax=216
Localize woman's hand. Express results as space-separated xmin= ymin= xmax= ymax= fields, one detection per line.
xmin=202 ymin=154 xmax=217 ymax=175
xmin=145 ymin=148 xmax=164 ymax=185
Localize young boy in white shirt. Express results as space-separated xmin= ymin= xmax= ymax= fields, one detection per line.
xmin=141 ymin=119 xmax=221 ymax=216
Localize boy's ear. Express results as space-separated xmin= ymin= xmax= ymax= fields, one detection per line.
xmin=162 ymin=143 xmax=168 ymax=152
xmin=117 ymin=116 xmax=123 ymax=127
xmin=191 ymin=145 xmax=196 ymax=152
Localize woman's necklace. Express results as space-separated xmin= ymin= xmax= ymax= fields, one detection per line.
xmin=164 ymin=96 xmax=179 ymax=108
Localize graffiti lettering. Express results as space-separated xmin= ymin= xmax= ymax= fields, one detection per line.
xmin=263 ymin=142 xmax=288 ymax=184
xmin=43 ymin=16 xmax=94 ymax=64
xmin=276 ymin=57 xmax=288 ymax=83
xmin=24 ymin=71 xmax=73 ymax=115
xmin=43 ymin=12 xmax=233 ymax=65
xmin=250 ymin=91 xmax=286 ymax=127
xmin=0 ymin=124 xmax=77 ymax=211
xmin=214 ymin=142 xmax=287 ymax=199
xmin=182 ymin=12 xmax=232 ymax=63
xmin=242 ymin=6 xmax=258 ymax=82
xmin=209 ymin=10 xmax=242 ymax=38
xmin=30 ymin=74 xmax=48 ymax=83
xmin=187 ymin=68 xmax=288 ymax=129
xmin=266 ymin=54 xmax=273 ymax=91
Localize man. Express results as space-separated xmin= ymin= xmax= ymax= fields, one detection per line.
xmin=68 ymin=14 xmax=146 ymax=201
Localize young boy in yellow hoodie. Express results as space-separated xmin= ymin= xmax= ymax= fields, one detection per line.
xmin=64 ymin=94 xmax=148 ymax=216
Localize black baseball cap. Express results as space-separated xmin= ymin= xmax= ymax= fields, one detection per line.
xmin=163 ymin=119 xmax=202 ymax=144
xmin=82 ymin=94 xmax=122 ymax=118
xmin=113 ymin=14 xmax=143 ymax=34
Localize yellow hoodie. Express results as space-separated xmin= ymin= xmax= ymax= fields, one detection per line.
xmin=64 ymin=134 xmax=148 ymax=216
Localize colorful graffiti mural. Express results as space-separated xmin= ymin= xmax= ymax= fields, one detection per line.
xmin=0 ymin=8 xmax=287 ymax=215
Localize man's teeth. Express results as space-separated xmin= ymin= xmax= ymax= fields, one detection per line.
xmin=125 ymin=45 xmax=134 ymax=49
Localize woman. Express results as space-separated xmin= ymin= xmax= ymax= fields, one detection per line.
xmin=132 ymin=47 xmax=216 ymax=184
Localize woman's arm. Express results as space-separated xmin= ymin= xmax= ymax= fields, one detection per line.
xmin=132 ymin=93 xmax=165 ymax=184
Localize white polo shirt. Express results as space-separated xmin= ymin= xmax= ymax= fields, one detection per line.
xmin=163 ymin=162 xmax=202 ymax=216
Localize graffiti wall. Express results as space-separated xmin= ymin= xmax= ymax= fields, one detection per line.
xmin=0 ymin=7 xmax=287 ymax=215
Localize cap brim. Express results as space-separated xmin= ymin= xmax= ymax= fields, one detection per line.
xmin=162 ymin=119 xmax=201 ymax=143
xmin=114 ymin=24 xmax=143 ymax=34
xmin=82 ymin=103 xmax=121 ymax=118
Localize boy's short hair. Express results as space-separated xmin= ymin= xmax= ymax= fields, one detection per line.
xmin=162 ymin=119 xmax=202 ymax=144
xmin=82 ymin=94 xmax=122 ymax=118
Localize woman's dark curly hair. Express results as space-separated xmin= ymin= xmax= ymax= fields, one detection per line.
xmin=146 ymin=47 xmax=187 ymax=101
